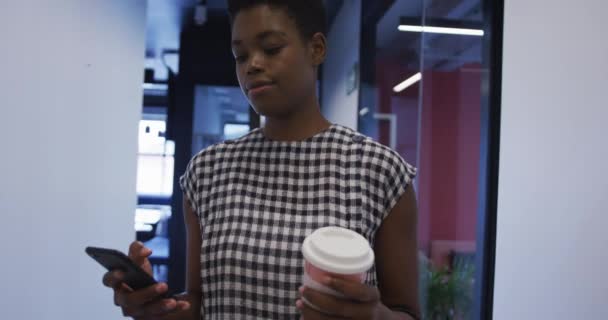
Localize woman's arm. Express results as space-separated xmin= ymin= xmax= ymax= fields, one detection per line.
xmin=179 ymin=196 xmax=203 ymax=320
xmin=374 ymin=185 xmax=421 ymax=320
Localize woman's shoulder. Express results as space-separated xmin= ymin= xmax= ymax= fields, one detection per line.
xmin=189 ymin=128 xmax=264 ymax=165
xmin=333 ymin=125 xmax=406 ymax=162
xmin=332 ymin=124 xmax=416 ymax=178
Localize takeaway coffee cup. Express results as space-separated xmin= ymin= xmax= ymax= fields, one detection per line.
xmin=301 ymin=226 xmax=375 ymax=301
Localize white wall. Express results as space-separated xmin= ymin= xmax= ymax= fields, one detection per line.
xmin=321 ymin=0 xmax=361 ymax=130
xmin=494 ymin=1 xmax=608 ymax=319
xmin=0 ymin=1 xmax=147 ymax=319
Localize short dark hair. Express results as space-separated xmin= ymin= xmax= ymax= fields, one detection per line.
xmin=227 ymin=0 xmax=327 ymax=40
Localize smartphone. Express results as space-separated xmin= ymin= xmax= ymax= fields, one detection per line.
xmin=85 ymin=246 xmax=169 ymax=297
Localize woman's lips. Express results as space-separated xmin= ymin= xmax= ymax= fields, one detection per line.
xmin=248 ymin=84 xmax=275 ymax=97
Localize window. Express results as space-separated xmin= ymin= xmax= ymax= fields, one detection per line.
xmin=358 ymin=0 xmax=497 ymax=318
xmin=223 ymin=123 xmax=250 ymax=140
xmin=136 ymin=117 xmax=174 ymax=197
xmin=135 ymin=110 xmax=173 ymax=282
xmin=192 ymin=85 xmax=251 ymax=154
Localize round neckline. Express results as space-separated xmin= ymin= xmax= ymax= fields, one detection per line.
xmin=259 ymin=123 xmax=337 ymax=143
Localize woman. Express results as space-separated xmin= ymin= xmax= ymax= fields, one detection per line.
xmin=103 ymin=1 xmax=420 ymax=319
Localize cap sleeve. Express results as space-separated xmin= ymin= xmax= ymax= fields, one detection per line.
xmin=383 ymin=152 xmax=417 ymax=220
xmin=179 ymin=158 xmax=200 ymax=215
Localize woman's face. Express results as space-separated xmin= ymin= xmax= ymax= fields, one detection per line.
xmin=231 ymin=5 xmax=324 ymax=118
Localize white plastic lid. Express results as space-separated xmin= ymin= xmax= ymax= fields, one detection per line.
xmin=301 ymin=226 xmax=375 ymax=275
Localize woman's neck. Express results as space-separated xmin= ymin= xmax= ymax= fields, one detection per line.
xmin=262 ymin=101 xmax=332 ymax=142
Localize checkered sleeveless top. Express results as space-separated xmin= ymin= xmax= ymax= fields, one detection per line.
xmin=180 ymin=124 xmax=416 ymax=319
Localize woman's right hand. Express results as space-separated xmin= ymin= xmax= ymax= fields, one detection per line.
xmin=102 ymin=241 xmax=191 ymax=319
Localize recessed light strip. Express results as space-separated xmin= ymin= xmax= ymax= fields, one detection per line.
xmin=393 ymin=72 xmax=422 ymax=93
xmin=398 ymin=25 xmax=484 ymax=36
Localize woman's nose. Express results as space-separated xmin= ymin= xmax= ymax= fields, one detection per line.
xmin=246 ymin=53 xmax=265 ymax=74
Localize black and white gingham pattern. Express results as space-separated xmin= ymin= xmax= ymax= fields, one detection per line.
xmin=180 ymin=124 xmax=416 ymax=319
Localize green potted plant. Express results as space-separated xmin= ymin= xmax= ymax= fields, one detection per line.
xmin=421 ymin=259 xmax=475 ymax=320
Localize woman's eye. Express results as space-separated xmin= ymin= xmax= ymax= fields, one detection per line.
xmin=265 ymin=47 xmax=283 ymax=55
xmin=235 ymin=55 xmax=248 ymax=64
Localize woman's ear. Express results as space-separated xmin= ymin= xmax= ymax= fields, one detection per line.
xmin=309 ymin=32 xmax=327 ymax=67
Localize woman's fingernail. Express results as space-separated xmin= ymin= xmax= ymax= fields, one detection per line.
xmin=299 ymin=286 xmax=305 ymax=294
xmin=163 ymin=302 xmax=175 ymax=311
xmin=156 ymin=283 xmax=167 ymax=293
xmin=296 ymin=299 xmax=303 ymax=309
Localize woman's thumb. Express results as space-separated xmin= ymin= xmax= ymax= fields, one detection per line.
xmin=128 ymin=241 xmax=152 ymax=265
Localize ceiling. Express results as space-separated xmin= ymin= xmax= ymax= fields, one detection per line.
xmin=377 ymin=0 xmax=483 ymax=71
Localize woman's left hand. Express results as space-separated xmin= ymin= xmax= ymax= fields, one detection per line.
xmin=296 ymin=277 xmax=382 ymax=320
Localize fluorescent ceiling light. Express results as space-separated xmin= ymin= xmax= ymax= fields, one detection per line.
xmin=393 ymin=73 xmax=422 ymax=93
xmin=398 ymin=25 xmax=484 ymax=36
